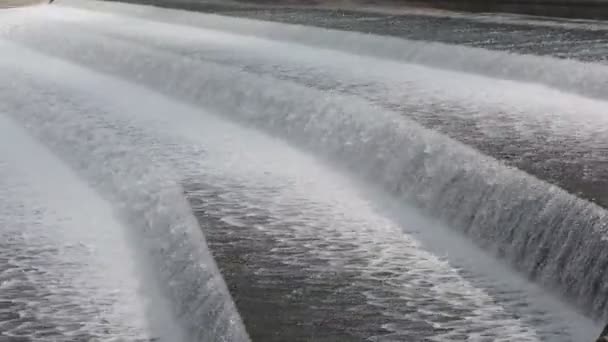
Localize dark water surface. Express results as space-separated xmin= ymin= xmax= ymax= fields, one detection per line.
xmin=103 ymin=0 xmax=608 ymax=63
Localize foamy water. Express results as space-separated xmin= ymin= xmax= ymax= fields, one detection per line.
xmin=1 ymin=2 xmax=606 ymax=341
xmin=0 ymin=49 xmax=541 ymax=341
xmin=0 ymin=115 xmax=151 ymax=341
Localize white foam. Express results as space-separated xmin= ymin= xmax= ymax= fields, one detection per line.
xmin=0 ymin=40 xmax=546 ymax=341
xmin=0 ymin=38 xmax=251 ymax=342
xmin=8 ymin=5 xmax=608 ymax=148
xmin=0 ymin=4 xmax=602 ymax=339
xmin=0 ymin=114 xmax=151 ymax=340
xmin=55 ymin=0 xmax=608 ymax=101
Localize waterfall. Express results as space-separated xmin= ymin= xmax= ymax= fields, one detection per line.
xmin=5 ymin=0 xmax=608 ymax=324
xmin=0 ymin=42 xmax=250 ymax=342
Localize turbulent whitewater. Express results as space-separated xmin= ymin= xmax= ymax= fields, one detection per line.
xmin=1 ymin=1 xmax=608 ymax=341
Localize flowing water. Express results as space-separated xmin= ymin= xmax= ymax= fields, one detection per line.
xmin=1 ymin=1 xmax=607 ymax=341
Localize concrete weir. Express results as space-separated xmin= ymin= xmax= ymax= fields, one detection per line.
xmin=2 ymin=1 xmax=608 ymax=341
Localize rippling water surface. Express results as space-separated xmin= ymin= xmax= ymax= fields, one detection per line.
xmin=1 ymin=1 xmax=607 ymax=341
